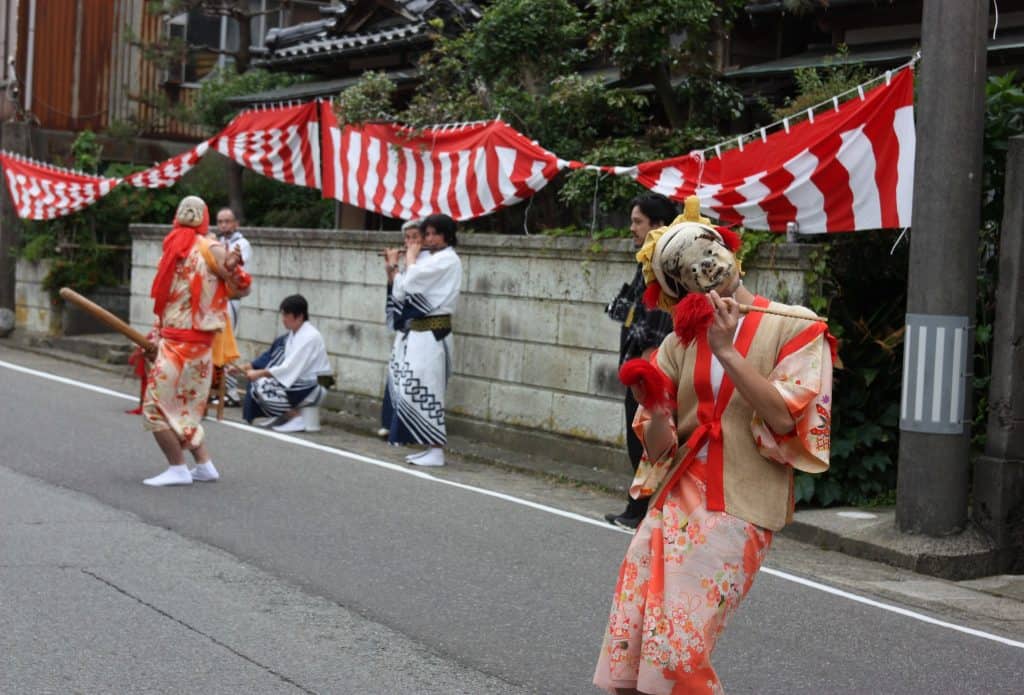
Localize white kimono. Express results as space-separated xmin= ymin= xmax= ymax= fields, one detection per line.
xmin=248 ymin=321 xmax=332 ymax=420
xmin=386 ymin=246 xmax=462 ymax=446
xmin=218 ymin=230 xmax=253 ymax=398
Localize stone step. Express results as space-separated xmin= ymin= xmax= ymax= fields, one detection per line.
xmin=30 ymin=333 xmax=135 ymax=365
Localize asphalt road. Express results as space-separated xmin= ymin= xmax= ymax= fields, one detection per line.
xmin=1 ymin=348 xmax=1022 ymax=694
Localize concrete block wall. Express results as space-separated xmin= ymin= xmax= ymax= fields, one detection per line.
xmin=129 ymin=225 xmax=813 ymax=449
xmin=14 ymin=259 xmax=59 ymax=334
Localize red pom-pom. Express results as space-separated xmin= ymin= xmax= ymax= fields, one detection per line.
xmin=642 ymin=282 xmax=662 ymax=309
xmin=234 ymin=268 xmax=252 ymax=290
xmin=715 ymin=225 xmax=742 ymax=253
xmin=674 ymin=293 xmax=714 ymax=345
xmin=619 ymin=358 xmax=676 ymax=410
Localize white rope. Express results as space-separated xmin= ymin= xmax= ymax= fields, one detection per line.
xmin=522 ymin=195 xmax=533 ymax=235
xmin=590 ymin=171 xmax=605 ymax=234
xmin=690 ymin=151 xmax=706 ymax=188
xmin=993 ymin=0 xmax=1000 ymax=40
xmin=890 ymin=227 xmax=909 ymax=255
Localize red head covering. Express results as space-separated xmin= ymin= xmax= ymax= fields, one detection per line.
xmin=150 ymin=198 xmax=209 ymax=319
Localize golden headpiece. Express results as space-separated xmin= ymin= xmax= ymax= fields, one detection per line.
xmin=636 ymin=195 xmax=739 ymax=310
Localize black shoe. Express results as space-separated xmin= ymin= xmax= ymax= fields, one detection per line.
xmin=612 ymin=514 xmax=642 ymax=531
xmin=604 ymin=512 xmax=620 ymax=524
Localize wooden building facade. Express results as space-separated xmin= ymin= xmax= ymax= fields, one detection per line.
xmin=3 ymin=0 xmax=207 ymax=141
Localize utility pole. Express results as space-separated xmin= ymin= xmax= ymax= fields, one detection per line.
xmin=896 ymin=1 xmax=988 ymax=535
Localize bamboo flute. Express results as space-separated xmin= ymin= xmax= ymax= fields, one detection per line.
xmin=738 ymin=303 xmax=828 ymax=323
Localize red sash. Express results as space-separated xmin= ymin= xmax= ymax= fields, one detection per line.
xmin=652 ymin=295 xmax=770 ymax=511
xmin=160 ymin=327 xmax=215 ymax=346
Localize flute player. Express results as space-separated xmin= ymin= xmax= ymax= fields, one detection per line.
xmin=377 ymin=219 xmax=427 ymax=439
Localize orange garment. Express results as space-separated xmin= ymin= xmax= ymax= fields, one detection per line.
xmin=197 ymin=239 xmax=240 ymax=367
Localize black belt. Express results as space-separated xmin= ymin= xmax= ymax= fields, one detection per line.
xmin=408 ymin=315 xmax=452 ymax=332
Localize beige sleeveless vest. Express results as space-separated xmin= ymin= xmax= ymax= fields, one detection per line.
xmin=656 ymin=300 xmax=820 ymax=531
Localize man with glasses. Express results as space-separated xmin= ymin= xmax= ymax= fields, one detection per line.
xmin=213 ymin=207 xmax=252 ymax=406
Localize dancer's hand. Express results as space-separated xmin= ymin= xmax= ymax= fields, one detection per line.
xmin=707 ymin=290 xmax=740 ymax=357
xmin=224 ymin=248 xmax=243 ymax=271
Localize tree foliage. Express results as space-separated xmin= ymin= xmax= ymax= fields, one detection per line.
xmin=191 ymin=66 xmax=305 ymax=131
xmin=773 ymin=45 xmax=878 ymax=122
xmin=588 ymin=0 xmax=747 ymax=127
xmin=333 ymin=0 xmax=749 ymax=231
xmin=333 ymin=71 xmax=398 ymax=126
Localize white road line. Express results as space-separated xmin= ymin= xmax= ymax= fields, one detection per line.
xmin=3 ymin=356 xmax=1023 ymax=651
xmin=759 ymin=567 xmax=1024 ymax=649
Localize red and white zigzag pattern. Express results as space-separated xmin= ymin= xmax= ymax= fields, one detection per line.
xmin=123 ymin=140 xmax=212 ymax=188
xmin=0 ymin=66 xmax=915 ymax=233
xmin=1 ymin=154 xmax=118 ymax=220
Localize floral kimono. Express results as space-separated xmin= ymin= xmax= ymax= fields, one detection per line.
xmin=142 ymin=237 xmax=230 ymax=448
xmin=595 ymin=297 xmax=833 ymax=695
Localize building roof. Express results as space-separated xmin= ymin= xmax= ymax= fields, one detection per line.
xmin=253 ymin=21 xmax=430 ymax=68
xmin=226 ymin=70 xmax=420 ymax=106
xmin=725 ymin=31 xmax=1024 ymax=78
xmin=252 ymin=0 xmax=480 ymax=73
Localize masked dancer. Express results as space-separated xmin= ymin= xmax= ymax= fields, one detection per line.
xmin=594 ymin=197 xmax=834 ymax=694
xmin=141 ymin=196 xmax=251 ymax=486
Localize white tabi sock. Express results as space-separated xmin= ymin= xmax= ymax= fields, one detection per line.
xmin=143 ymin=465 xmax=193 ymax=487
xmin=404 ymin=449 xmax=429 ymax=461
xmin=190 ymin=460 xmax=220 ymax=482
xmin=409 ymin=448 xmax=445 ymax=467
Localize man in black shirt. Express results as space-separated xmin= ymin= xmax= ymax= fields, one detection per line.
xmin=605 ymin=193 xmax=679 ymax=530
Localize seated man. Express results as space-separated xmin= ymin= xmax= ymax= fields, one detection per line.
xmin=241 ymin=294 xmax=332 ymax=433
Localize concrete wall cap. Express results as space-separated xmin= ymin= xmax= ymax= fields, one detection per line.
xmin=129 ymin=224 xmax=639 ymax=260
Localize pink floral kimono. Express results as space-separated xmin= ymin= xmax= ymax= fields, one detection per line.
xmin=595 ymin=300 xmax=833 ymax=695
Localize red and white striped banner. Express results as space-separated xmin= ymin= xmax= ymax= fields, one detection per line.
xmin=123 ymin=140 xmax=213 ymax=188
xmin=319 ymin=102 xmax=566 ymax=221
xmin=0 ymin=153 xmax=118 ymax=220
xmin=0 ymin=102 xmax=323 ymax=219
xmin=628 ymin=67 xmax=915 ymax=233
xmin=214 ymin=101 xmax=321 ymax=190
xmin=0 ymin=67 xmax=915 ymax=232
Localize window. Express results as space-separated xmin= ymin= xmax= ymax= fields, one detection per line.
xmin=251 ymin=0 xmax=331 ymax=47
xmin=250 ymin=0 xmax=281 ymax=48
xmin=165 ymin=10 xmax=229 ymax=84
xmin=166 ymin=1 xmax=330 ymax=84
